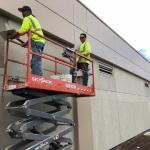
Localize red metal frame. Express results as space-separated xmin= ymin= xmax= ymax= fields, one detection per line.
xmin=3 ymin=30 xmax=95 ymax=96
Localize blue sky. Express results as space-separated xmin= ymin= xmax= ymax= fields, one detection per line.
xmin=80 ymin=0 xmax=150 ymax=59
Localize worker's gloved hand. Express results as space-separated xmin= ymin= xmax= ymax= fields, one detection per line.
xmin=7 ymin=33 xmax=15 ymax=39
xmin=75 ymin=50 xmax=80 ymax=53
xmin=7 ymin=32 xmax=19 ymax=39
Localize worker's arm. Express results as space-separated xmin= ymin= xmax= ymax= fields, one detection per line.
xmin=18 ymin=17 xmax=31 ymax=36
xmin=8 ymin=17 xmax=31 ymax=39
xmin=17 ymin=17 xmax=31 ymax=47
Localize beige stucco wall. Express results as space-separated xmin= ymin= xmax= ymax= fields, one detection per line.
xmin=90 ymin=60 xmax=150 ymax=150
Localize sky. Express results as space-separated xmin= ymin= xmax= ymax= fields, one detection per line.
xmin=80 ymin=0 xmax=150 ymax=58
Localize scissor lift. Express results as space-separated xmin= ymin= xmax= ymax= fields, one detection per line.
xmin=3 ymin=30 xmax=95 ymax=150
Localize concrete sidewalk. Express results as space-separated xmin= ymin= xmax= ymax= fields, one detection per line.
xmin=111 ymin=129 xmax=150 ymax=150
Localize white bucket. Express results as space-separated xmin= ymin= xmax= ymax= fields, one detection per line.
xmin=60 ymin=74 xmax=72 ymax=83
xmin=50 ymin=75 xmax=60 ymax=80
xmin=77 ymin=70 xmax=82 ymax=76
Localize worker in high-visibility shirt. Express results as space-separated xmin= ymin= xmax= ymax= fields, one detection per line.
xmin=78 ymin=33 xmax=91 ymax=86
xmin=10 ymin=6 xmax=46 ymax=76
xmin=70 ymin=33 xmax=91 ymax=86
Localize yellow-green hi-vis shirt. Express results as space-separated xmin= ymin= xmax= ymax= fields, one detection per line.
xmin=79 ymin=41 xmax=91 ymax=64
xmin=18 ymin=15 xmax=45 ymax=43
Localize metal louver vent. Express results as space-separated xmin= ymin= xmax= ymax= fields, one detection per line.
xmin=99 ymin=61 xmax=113 ymax=74
xmin=145 ymin=82 xmax=149 ymax=88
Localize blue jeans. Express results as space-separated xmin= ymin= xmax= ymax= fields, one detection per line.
xmin=70 ymin=63 xmax=89 ymax=86
xmin=31 ymin=41 xmax=45 ymax=76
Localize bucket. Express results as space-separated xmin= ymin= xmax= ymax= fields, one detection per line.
xmin=50 ymin=75 xmax=60 ymax=80
xmin=60 ymin=74 xmax=72 ymax=83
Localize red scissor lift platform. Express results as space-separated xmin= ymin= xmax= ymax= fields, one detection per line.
xmin=3 ymin=30 xmax=95 ymax=96
xmin=3 ymin=30 xmax=95 ymax=150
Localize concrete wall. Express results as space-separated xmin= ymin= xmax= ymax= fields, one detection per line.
xmin=0 ymin=0 xmax=150 ymax=150
xmin=76 ymin=59 xmax=150 ymax=150
xmin=89 ymin=60 xmax=150 ymax=150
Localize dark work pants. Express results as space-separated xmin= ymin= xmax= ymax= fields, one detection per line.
xmin=70 ymin=63 xmax=89 ymax=86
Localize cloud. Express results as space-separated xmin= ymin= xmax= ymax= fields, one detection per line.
xmin=138 ymin=49 xmax=150 ymax=61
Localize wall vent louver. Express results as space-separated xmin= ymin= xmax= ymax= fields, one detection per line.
xmin=99 ymin=61 xmax=113 ymax=75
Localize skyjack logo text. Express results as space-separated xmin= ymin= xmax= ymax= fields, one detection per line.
xmin=65 ymin=83 xmax=76 ymax=89
xmin=32 ymin=77 xmax=52 ymax=85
